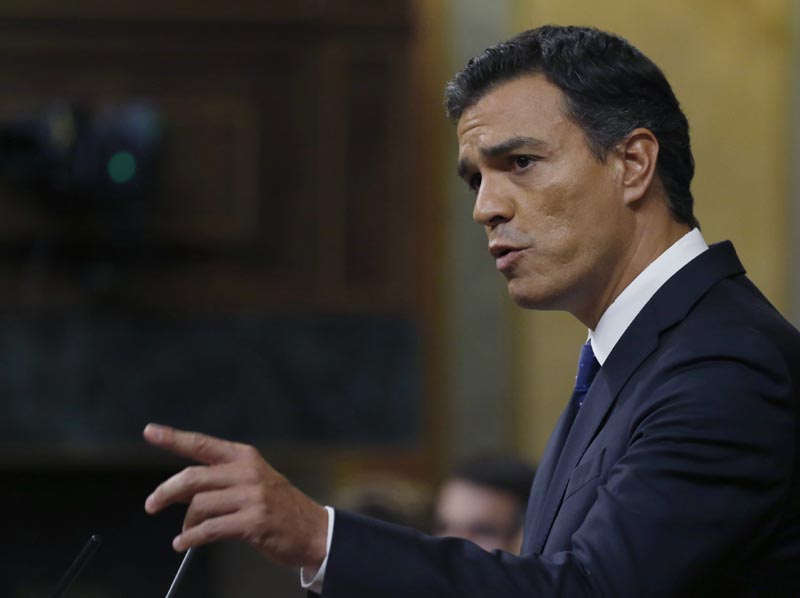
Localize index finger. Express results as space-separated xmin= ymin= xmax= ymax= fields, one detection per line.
xmin=144 ymin=423 xmax=243 ymax=465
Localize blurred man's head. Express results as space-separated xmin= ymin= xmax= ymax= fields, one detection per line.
xmin=433 ymin=454 xmax=535 ymax=553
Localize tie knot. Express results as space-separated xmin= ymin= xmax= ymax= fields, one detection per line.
xmin=575 ymin=341 xmax=601 ymax=390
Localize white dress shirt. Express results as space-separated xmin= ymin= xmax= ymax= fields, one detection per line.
xmin=301 ymin=228 xmax=709 ymax=594
xmin=590 ymin=228 xmax=707 ymax=364
xmin=301 ymin=506 xmax=335 ymax=593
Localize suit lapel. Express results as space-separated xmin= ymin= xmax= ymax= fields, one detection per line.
xmin=526 ymin=362 xmax=642 ymax=553
xmin=524 ymin=241 xmax=746 ymax=554
xmin=521 ymin=400 xmax=577 ymax=553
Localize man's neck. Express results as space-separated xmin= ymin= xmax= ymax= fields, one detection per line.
xmin=576 ymin=219 xmax=692 ymax=329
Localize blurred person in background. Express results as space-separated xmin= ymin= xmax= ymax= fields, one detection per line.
xmin=432 ymin=454 xmax=535 ymax=554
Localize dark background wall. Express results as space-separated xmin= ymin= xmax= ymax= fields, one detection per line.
xmin=0 ymin=2 xmax=445 ymax=596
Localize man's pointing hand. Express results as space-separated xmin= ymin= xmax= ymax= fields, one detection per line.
xmin=143 ymin=423 xmax=328 ymax=570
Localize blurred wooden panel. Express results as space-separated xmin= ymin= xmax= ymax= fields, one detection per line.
xmin=156 ymin=96 xmax=261 ymax=244
xmin=344 ymin=56 xmax=393 ymax=286
xmin=0 ymin=0 xmax=438 ymax=477
xmin=0 ymin=8 xmax=443 ymax=598
xmin=0 ymin=7 xmax=418 ymax=309
xmin=0 ymin=0 xmax=411 ymax=27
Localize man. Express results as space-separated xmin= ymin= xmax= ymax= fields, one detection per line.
xmin=144 ymin=26 xmax=800 ymax=595
xmin=433 ymin=454 xmax=535 ymax=553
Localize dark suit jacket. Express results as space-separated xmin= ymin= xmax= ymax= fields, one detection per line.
xmin=319 ymin=242 xmax=800 ymax=597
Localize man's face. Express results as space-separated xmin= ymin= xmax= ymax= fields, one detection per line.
xmin=433 ymin=479 xmax=524 ymax=553
xmin=456 ymin=74 xmax=634 ymax=324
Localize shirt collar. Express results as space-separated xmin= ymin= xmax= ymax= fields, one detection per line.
xmin=589 ymin=228 xmax=708 ymax=365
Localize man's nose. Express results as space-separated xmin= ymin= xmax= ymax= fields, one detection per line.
xmin=472 ymin=176 xmax=514 ymax=228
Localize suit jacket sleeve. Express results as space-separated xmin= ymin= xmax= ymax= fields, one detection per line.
xmin=319 ymin=329 xmax=796 ymax=597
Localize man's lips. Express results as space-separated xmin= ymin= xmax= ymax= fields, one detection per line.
xmin=489 ymin=243 xmax=528 ymax=271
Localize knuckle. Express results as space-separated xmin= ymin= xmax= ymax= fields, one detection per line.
xmin=189 ymin=494 xmax=208 ymax=519
xmin=240 ymin=444 xmax=261 ymax=461
xmin=193 ymin=434 xmax=209 ymax=454
xmin=202 ymin=519 xmax=222 ymax=542
xmin=242 ymin=464 xmax=263 ymax=485
xmin=181 ymin=466 xmax=202 ymax=489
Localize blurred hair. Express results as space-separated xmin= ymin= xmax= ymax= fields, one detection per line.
xmin=445 ymin=25 xmax=698 ymax=228
xmin=449 ymin=453 xmax=536 ymax=508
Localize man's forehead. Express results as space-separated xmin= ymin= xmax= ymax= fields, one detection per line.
xmin=455 ymin=74 xmax=567 ymax=149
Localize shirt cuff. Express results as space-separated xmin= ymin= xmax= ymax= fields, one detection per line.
xmin=300 ymin=506 xmax=335 ymax=594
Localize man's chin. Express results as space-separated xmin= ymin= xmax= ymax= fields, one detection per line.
xmin=507 ymin=280 xmax=562 ymax=311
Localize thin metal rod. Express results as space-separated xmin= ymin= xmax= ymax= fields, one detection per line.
xmin=50 ymin=534 xmax=102 ymax=598
xmin=165 ymin=547 xmax=195 ymax=598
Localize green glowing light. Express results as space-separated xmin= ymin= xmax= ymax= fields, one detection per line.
xmin=107 ymin=151 xmax=137 ymax=184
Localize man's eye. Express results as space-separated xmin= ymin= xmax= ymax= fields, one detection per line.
xmin=469 ymin=173 xmax=482 ymax=191
xmin=513 ymin=156 xmax=534 ymax=169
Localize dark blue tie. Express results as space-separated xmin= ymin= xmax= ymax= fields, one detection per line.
xmin=572 ymin=341 xmax=601 ymax=409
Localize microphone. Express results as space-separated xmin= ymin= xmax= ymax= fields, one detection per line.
xmin=50 ymin=534 xmax=102 ymax=598
xmin=164 ymin=547 xmax=196 ymax=598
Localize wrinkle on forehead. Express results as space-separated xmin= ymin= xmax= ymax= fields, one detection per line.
xmin=455 ymin=74 xmax=572 ymax=164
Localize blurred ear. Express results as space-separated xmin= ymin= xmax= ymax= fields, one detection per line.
xmin=618 ymin=128 xmax=659 ymax=206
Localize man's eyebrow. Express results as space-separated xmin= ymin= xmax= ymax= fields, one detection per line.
xmin=457 ymin=136 xmax=547 ymax=179
xmin=482 ymin=136 xmax=547 ymax=158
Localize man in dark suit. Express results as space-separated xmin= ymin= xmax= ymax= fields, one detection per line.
xmin=144 ymin=26 xmax=800 ymax=596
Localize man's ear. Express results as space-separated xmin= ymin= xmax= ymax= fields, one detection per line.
xmin=618 ymin=128 xmax=659 ymax=206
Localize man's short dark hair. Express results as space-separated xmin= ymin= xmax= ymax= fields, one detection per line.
xmin=445 ymin=25 xmax=698 ymax=229
xmin=450 ymin=453 xmax=536 ymax=509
